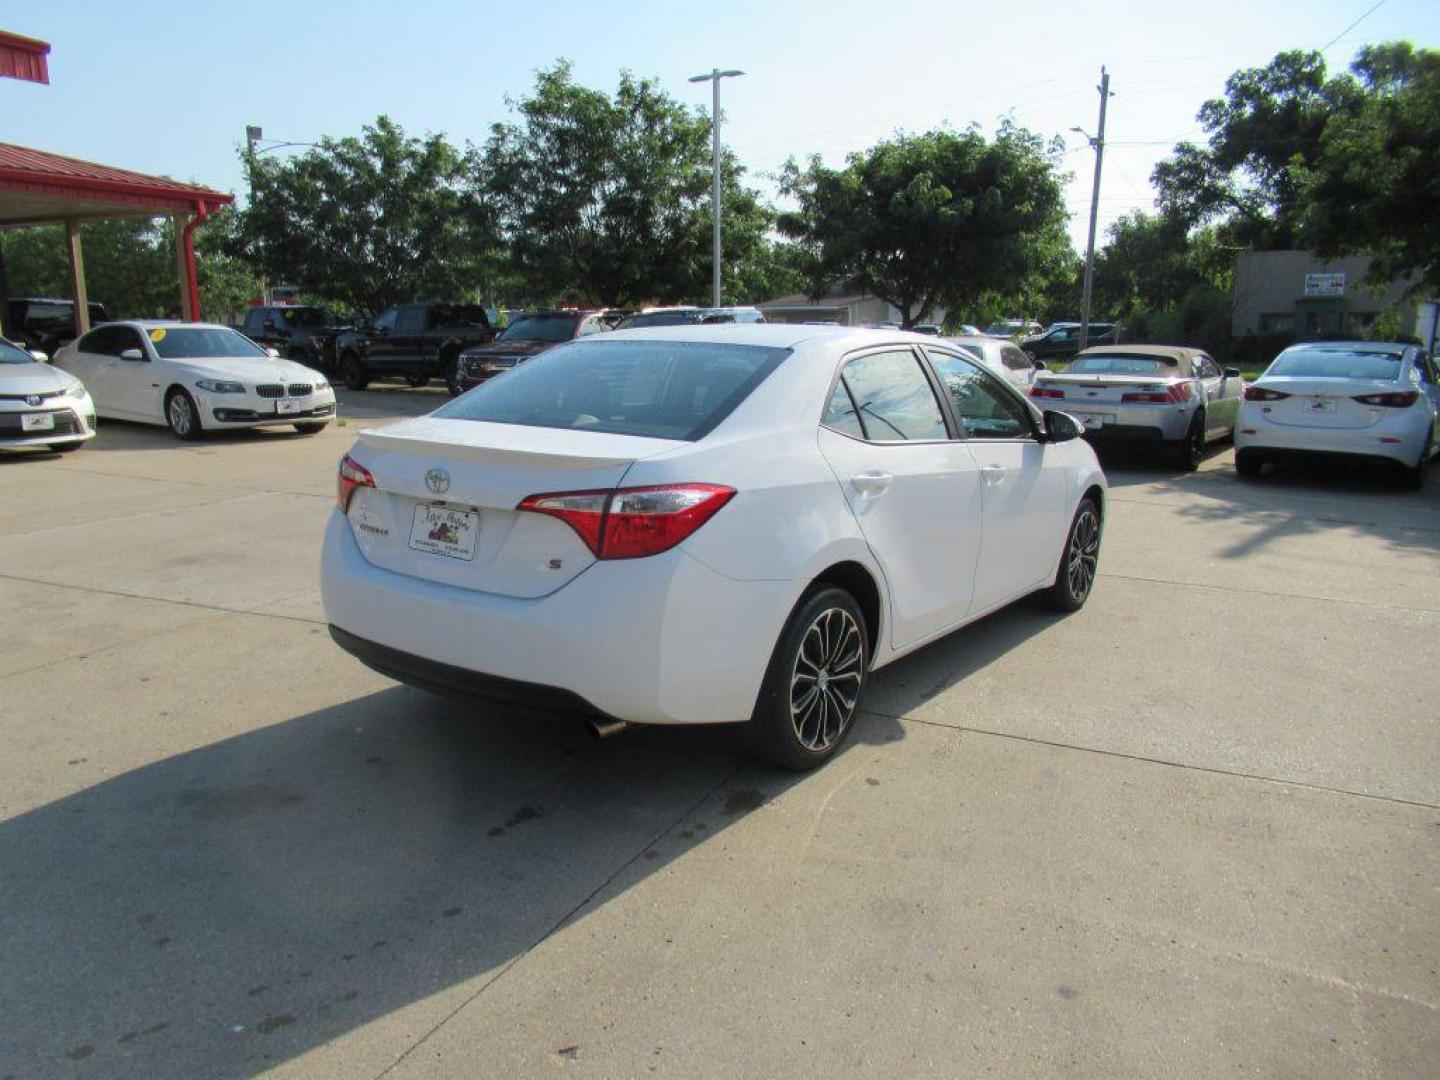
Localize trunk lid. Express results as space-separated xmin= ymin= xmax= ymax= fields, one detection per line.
xmin=344 ymin=417 xmax=678 ymax=597
xmin=1253 ymin=377 xmax=1398 ymax=430
xmin=1035 ymin=372 xmax=1184 ymax=405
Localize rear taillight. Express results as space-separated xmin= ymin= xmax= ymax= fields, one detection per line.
xmin=1030 ymin=386 xmax=1064 ymax=399
xmin=1244 ymin=385 xmax=1290 ymax=402
xmin=337 ymin=453 xmax=375 ymax=511
xmin=518 ymin=483 xmax=736 ymax=560
xmin=1122 ymin=382 xmax=1194 ymax=404
xmin=1353 ymin=390 xmax=1419 ymax=408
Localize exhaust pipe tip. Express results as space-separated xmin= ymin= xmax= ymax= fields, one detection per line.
xmin=585 ymin=717 xmax=630 ymax=741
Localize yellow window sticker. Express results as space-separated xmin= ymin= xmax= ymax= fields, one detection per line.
xmin=148 ymin=328 xmax=167 ymax=343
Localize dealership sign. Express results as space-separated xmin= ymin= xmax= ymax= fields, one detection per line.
xmin=1304 ymin=272 xmax=1346 ymax=297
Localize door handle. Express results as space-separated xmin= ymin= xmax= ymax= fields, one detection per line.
xmin=850 ymin=471 xmax=893 ymax=497
xmin=981 ymin=464 xmax=1007 ymax=486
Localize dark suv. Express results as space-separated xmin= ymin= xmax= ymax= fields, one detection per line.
xmin=241 ymin=305 xmax=351 ymax=369
xmin=613 ymin=306 xmax=764 ymax=330
xmin=333 ymin=302 xmax=500 ymax=394
xmin=5 ymin=298 xmax=111 ymax=357
xmin=454 ymin=310 xmax=620 ymax=391
xmin=1021 ymin=322 xmax=1119 ymax=364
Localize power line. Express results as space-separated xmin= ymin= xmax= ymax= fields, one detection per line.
xmin=1318 ymin=0 xmax=1387 ymax=53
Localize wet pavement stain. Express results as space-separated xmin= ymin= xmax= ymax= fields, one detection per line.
xmin=176 ymin=785 xmax=304 ymax=821
xmin=342 ymin=991 xmax=358 ymax=1001
xmin=505 ymin=805 xmax=543 ymax=827
xmin=442 ymin=906 xmax=463 ymax=918
xmin=721 ymin=790 xmax=765 ymax=816
xmin=247 ymin=984 xmax=269 ymax=997
xmin=1056 ymin=984 xmax=1080 ymax=1000
xmin=865 ymin=778 xmax=881 ymax=786
xmin=65 ymin=1045 xmax=94 ymax=1061
xmin=641 ymin=850 xmax=659 ymax=861
xmin=487 ymin=826 xmax=505 ymax=838
xmin=256 ymin=1015 xmax=296 ymax=1035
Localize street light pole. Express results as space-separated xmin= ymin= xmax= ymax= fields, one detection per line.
xmin=688 ymin=68 xmax=744 ymax=308
xmin=1074 ymin=66 xmax=1112 ymax=352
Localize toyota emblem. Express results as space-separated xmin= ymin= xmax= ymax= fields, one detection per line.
xmin=25 ymin=395 xmax=41 ymax=406
xmin=424 ymin=467 xmax=451 ymax=495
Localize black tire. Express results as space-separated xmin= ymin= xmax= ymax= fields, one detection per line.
xmin=443 ymin=351 xmax=464 ymax=397
xmin=339 ymin=353 xmax=370 ymax=391
xmin=1402 ymin=437 xmax=1431 ymax=490
xmin=165 ymin=388 xmax=203 ymax=441
xmin=1175 ymin=411 xmax=1205 ymax=471
xmin=48 ymin=440 xmax=84 ymax=453
xmin=1235 ymin=449 xmax=1263 ymax=478
xmin=405 ymin=374 xmax=428 ymax=389
xmin=293 ymin=422 xmax=328 ymax=435
xmin=1042 ymin=497 xmax=1101 ymax=612
xmin=744 ymin=587 xmax=869 ymax=771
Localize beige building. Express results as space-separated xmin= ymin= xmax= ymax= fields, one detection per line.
xmin=1231 ymin=251 xmax=1420 ymax=339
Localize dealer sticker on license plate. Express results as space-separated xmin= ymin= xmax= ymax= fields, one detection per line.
xmin=21 ymin=412 xmax=56 ymax=432
xmin=409 ymin=504 xmax=479 ymax=561
xmin=275 ymin=398 xmax=303 ymax=415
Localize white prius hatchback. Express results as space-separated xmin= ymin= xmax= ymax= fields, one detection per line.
xmin=53 ymin=321 xmax=336 ymax=440
xmin=322 ymin=325 xmax=1107 ymax=769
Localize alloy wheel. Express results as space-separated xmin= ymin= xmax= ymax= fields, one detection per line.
xmin=789 ymin=607 xmax=864 ymax=752
xmin=168 ymin=393 xmax=193 ymax=435
xmin=1067 ymin=507 xmax=1101 ymax=602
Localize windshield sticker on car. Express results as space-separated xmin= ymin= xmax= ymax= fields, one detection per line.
xmin=148 ymin=328 xmax=167 ymax=343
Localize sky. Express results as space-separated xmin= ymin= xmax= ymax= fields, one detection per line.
xmin=4 ymin=0 xmax=1437 ymax=255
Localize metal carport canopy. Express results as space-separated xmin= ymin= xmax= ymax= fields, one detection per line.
xmin=0 ymin=141 xmax=233 ymax=335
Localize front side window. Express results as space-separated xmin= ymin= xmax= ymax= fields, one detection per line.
xmin=77 ymin=326 xmax=121 ymax=355
xmin=830 ymin=350 xmax=948 ymax=442
xmin=1195 ymin=355 xmax=1221 ymax=379
xmin=395 ymin=305 xmax=426 ymax=334
xmin=370 ymin=307 xmax=399 ymax=333
xmin=435 ymin=339 xmax=789 ymax=441
xmin=926 ymin=351 xmax=1032 ymax=440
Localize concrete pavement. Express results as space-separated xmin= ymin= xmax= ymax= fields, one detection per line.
xmin=0 ymin=392 xmax=1436 ymax=1078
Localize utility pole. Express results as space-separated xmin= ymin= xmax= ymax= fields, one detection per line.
xmin=1074 ymin=67 xmax=1112 ymax=351
xmin=245 ymin=125 xmax=266 ymax=306
xmin=688 ymin=68 xmax=744 ymax=308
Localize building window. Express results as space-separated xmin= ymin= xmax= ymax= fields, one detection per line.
xmin=1258 ymin=313 xmax=1292 ymax=333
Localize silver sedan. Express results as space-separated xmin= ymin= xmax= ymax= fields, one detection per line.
xmin=1029 ymin=345 xmax=1244 ymax=470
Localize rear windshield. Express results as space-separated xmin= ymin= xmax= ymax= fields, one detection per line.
xmin=434 ymin=339 xmax=789 ymax=441
xmin=616 ymin=311 xmax=704 ymax=329
xmin=1266 ymin=349 xmax=1403 ymax=380
xmin=498 ymin=315 xmax=579 ymax=342
xmin=1068 ymin=354 xmax=1171 ymax=375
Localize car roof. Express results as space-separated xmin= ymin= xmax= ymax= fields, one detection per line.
xmin=110 ymin=320 xmax=233 ymax=331
xmin=943 ymin=335 xmax=1001 ymax=348
xmin=606 ymin=323 xmax=942 ymax=351
xmin=1283 ymin=340 xmax=1410 ymax=355
xmin=1075 ymin=344 xmax=1203 ymax=363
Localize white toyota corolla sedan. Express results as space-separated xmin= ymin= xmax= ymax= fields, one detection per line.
xmin=322 ymin=326 xmax=1107 ymax=769
xmin=53 ymin=321 xmax=336 ymax=440
xmin=0 ymin=336 xmax=97 ymax=453
xmin=1235 ymin=341 xmax=1439 ymax=487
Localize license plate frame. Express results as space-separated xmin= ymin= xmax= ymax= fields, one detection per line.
xmin=409 ymin=503 xmax=479 ymax=561
xmin=21 ymin=412 xmax=56 ymax=432
xmin=275 ymin=398 xmax=303 ymax=415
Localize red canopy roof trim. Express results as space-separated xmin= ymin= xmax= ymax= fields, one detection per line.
xmin=0 ymin=142 xmax=233 ymax=220
xmin=0 ymin=31 xmax=49 ymax=84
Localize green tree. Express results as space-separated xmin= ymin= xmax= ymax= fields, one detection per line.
xmin=777 ymin=123 xmax=1072 ymax=329
xmin=0 ymin=218 xmax=175 ymax=318
xmin=482 ymin=61 xmax=772 ymax=306
xmin=1297 ymin=43 xmax=1440 ymax=293
xmin=235 ymin=116 xmax=495 ymax=313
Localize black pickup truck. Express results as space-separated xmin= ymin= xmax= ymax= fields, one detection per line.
xmin=333 ymin=302 xmax=500 ymax=394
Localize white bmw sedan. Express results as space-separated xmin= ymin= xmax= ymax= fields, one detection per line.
xmin=0 ymin=336 xmax=97 ymax=453
xmin=53 ymin=321 xmax=336 ymax=440
xmin=1235 ymin=341 xmax=1439 ymax=487
xmin=322 ymin=326 xmax=1107 ymax=769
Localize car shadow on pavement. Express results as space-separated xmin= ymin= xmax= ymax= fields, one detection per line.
xmin=0 ymin=687 xmax=903 ymax=1077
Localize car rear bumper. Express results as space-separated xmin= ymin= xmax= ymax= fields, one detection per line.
xmin=321 ymin=510 xmax=793 ymax=725
xmin=1234 ymin=408 xmax=1427 ymax=467
xmin=1053 ymin=403 xmax=1192 ymax=444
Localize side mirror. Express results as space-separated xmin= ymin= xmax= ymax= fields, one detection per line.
xmin=29 ymin=349 xmax=49 ymax=363
xmin=119 ymin=348 xmax=145 ymax=362
xmin=1042 ymin=409 xmax=1081 ymax=443
xmin=1223 ymin=367 xmax=1242 ymax=379
xmin=265 ymin=347 xmax=281 ymax=358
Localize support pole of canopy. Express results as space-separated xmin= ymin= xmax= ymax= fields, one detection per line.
xmin=65 ymin=219 xmax=90 ymax=338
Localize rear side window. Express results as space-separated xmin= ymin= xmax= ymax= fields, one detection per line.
xmin=1267 ymin=349 xmax=1404 ymax=380
xmin=827 ymin=350 xmax=947 ymax=442
xmin=434 ymin=339 xmax=789 ymax=441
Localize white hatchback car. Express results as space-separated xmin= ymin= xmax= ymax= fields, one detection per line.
xmin=322 ymin=326 xmax=1107 ymax=768
xmin=53 ymin=321 xmax=336 ymax=440
xmin=0 ymin=336 xmax=97 ymax=453
xmin=1235 ymin=341 xmax=1440 ymax=487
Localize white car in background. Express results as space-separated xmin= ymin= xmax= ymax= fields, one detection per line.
xmin=946 ymin=334 xmax=1042 ymax=391
xmin=53 ymin=322 xmax=336 ymax=441
xmin=0 ymin=336 xmax=97 ymax=453
xmin=1235 ymin=341 xmax=1440 ymax=488
xmin=322 ymin=325 xmax=1107 ymax=770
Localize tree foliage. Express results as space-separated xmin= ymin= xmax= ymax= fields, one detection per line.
xmin=482 ymin=62 xmax=774 ymax=306
xmin=777 ymin=124 xmax=1072 ymax=328
xmin=235 ymin=116 xmax=495 ymax=313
